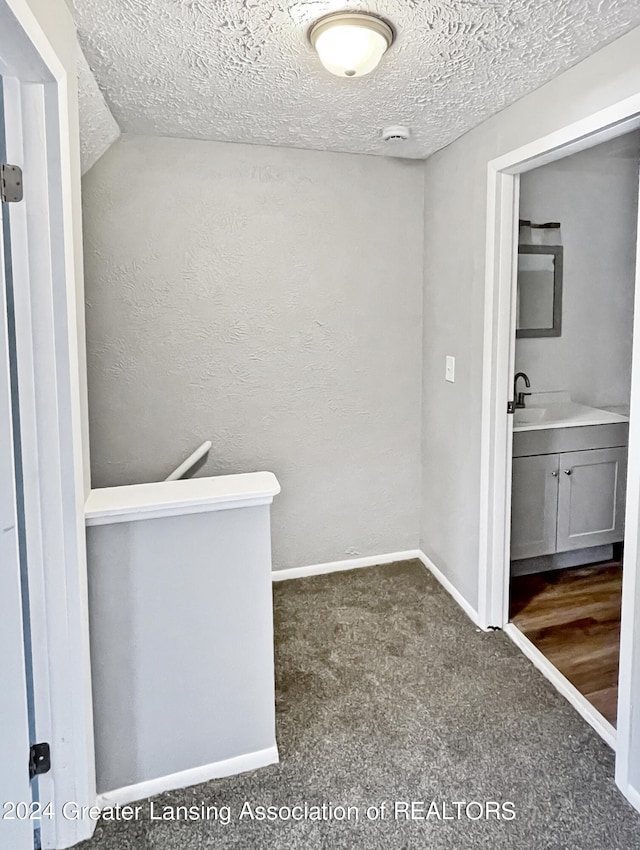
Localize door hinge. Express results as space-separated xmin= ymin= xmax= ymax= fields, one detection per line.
xmin=29 ymin=743 xmax=51 ymax=780
xmin=507 ymin=400 xmax=515 ymax=414
xmin=1 ymin=164 xmax=23 ymax=203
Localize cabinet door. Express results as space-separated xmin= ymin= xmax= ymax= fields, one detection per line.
xmin=511 ymin=454 xmax=560 ymax=559
xmin=556 ymin=447 xmax=627 ymax=552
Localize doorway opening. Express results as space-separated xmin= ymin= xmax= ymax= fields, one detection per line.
xmin=508 ymin=132 xmax=639 ymax=732
xmin=479 ymin=96 xmax=640 ymax=810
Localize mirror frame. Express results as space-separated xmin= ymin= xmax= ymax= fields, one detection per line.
xmin=516 ymin=244 xmax=563 ymax=338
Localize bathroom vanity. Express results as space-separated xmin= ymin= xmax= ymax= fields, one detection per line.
xmin=511 ymin=396 xmax=628 ymax=564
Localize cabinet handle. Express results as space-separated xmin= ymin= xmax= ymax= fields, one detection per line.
xmin=564 ymin=469 xmax=572 ymax=475
xmin=551 ymin=470 xmax=558 ymax=477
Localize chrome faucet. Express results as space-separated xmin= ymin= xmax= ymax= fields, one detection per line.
xmin=514 ymin=372 xmax=531 ymax=409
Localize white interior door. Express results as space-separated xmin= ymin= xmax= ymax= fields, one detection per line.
xmin=0 ymin=186 xmax=33 ymax=849
xmin=616 ymin=161 xmax=640 ymax=810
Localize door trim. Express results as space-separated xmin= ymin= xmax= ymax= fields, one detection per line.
xmin=0 ymin=142 xmax=33 ymax=850
xmin=479 ymin=93 xmax=640 ymax=810
xmin=504 ymin=624 xmax=617 ymax=748
xmin=1 ymin=2 xmax=95 ymax=847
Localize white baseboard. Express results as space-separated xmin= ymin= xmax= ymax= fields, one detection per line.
xmin=272 ymin=549 xmax=482 ymax=629
xmin=96 ymin=745 xmax=279 ymax=808
xmin=414 ymin=551 xmax=481 ymax=628
xmin=618 ymin=781 xmax=640 ymax=815
xmin=272 ymin=550 xmax=422 ymax=582
xmin=504 ymin=623 xmax=616 ymax=749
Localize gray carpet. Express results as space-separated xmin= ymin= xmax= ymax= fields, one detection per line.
xmin=80 ymin=560 xmax=640 ymax=849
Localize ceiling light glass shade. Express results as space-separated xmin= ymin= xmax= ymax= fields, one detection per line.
xmin=309 ymin=13 xmax=394 ymax=78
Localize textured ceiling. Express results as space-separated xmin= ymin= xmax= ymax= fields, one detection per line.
xmin=68 ymin=0 xmax=640 ymax=160
xmin=76 ymin=45 xmax=120 ymax=174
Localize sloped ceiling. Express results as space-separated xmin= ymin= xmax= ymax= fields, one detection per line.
xmin=76 ymin=46 xmax=120 ymax=174
xmin=69 ymin=0 xmax=640 ymax=159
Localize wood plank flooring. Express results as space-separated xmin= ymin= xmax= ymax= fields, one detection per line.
xmin=510 ymin=561 xmax=622 ymax=726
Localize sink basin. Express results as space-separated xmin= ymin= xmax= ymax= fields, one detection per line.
xmin=513 ymin=400 xmax=629 ymax=431
xmin=513 ymin=408 xmax=547 ymax=426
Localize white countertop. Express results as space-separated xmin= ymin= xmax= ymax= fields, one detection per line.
xmin=85 ymin=471 xmax=281 ymax=526
xmin=513 ymin=393 xmax=629 ymax=432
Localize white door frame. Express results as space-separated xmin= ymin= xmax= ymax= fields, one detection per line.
xmin=1 ymin=2 xmax=95 ymax=848
xmin=0 ymin=152 xmax=33 ymax=850
xmin=479 ymin=92 xmax=640 ymax=811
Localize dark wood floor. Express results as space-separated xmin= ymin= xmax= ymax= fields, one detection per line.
xmin=510 ymin=561 xmax=622 ymax=726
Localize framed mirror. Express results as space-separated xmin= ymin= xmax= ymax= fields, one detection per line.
xmin=516 ymin=244 xmax=563 ymax=338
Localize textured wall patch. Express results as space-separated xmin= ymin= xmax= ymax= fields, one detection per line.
xmin=82 ymin=135 xmax=424 ymax=568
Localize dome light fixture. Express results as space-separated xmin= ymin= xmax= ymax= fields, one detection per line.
xmin=309 ymin=12 xmax=394 ymax=78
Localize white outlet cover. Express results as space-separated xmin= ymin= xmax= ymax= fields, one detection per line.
xmin=445 ymin=355 xmax=455 ymax=383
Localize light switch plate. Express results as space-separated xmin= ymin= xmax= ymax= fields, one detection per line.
xmin=445 ymin=355 xmax=455 ymax=383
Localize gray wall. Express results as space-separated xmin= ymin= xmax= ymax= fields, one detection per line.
xmin=87 ymin=504 xmax=276 ymax=793
xmin=82 ymin=136 xmax=424 ymax=570
xmin=421 ymin=26 xmax=640 ymax=610
xmin=516 ymin=134 xmax=639 ymax=408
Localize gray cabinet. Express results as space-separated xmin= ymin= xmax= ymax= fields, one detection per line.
xmin=556 ymin=447 xmax=627 ymax=552
xmin=511 ymin=428 xmax=627 ymax=560
xmin=511 ymin=454 xmax=560 ymax=559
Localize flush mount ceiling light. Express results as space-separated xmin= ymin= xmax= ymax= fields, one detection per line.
xmin=309 ymin=12 xmax=394 ymax=78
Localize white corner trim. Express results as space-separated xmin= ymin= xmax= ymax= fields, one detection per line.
xmin=96 ymin=745 xmax=279 ymax=808
xmin=414 ymin=551 xmax=482 ymax=628
xmin=271 ymin=550 xmax=423 ymax=582
xmin=504 ymin=623 xmax=616 ymax=749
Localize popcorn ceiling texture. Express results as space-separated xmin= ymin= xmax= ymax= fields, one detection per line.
xmin=76 ymin=44 xmax=120 ymax=174
xmin=82 ymin=134 xmax=424 ymax=569
xmin=67 ymin=0 xmax=640 ymax=159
